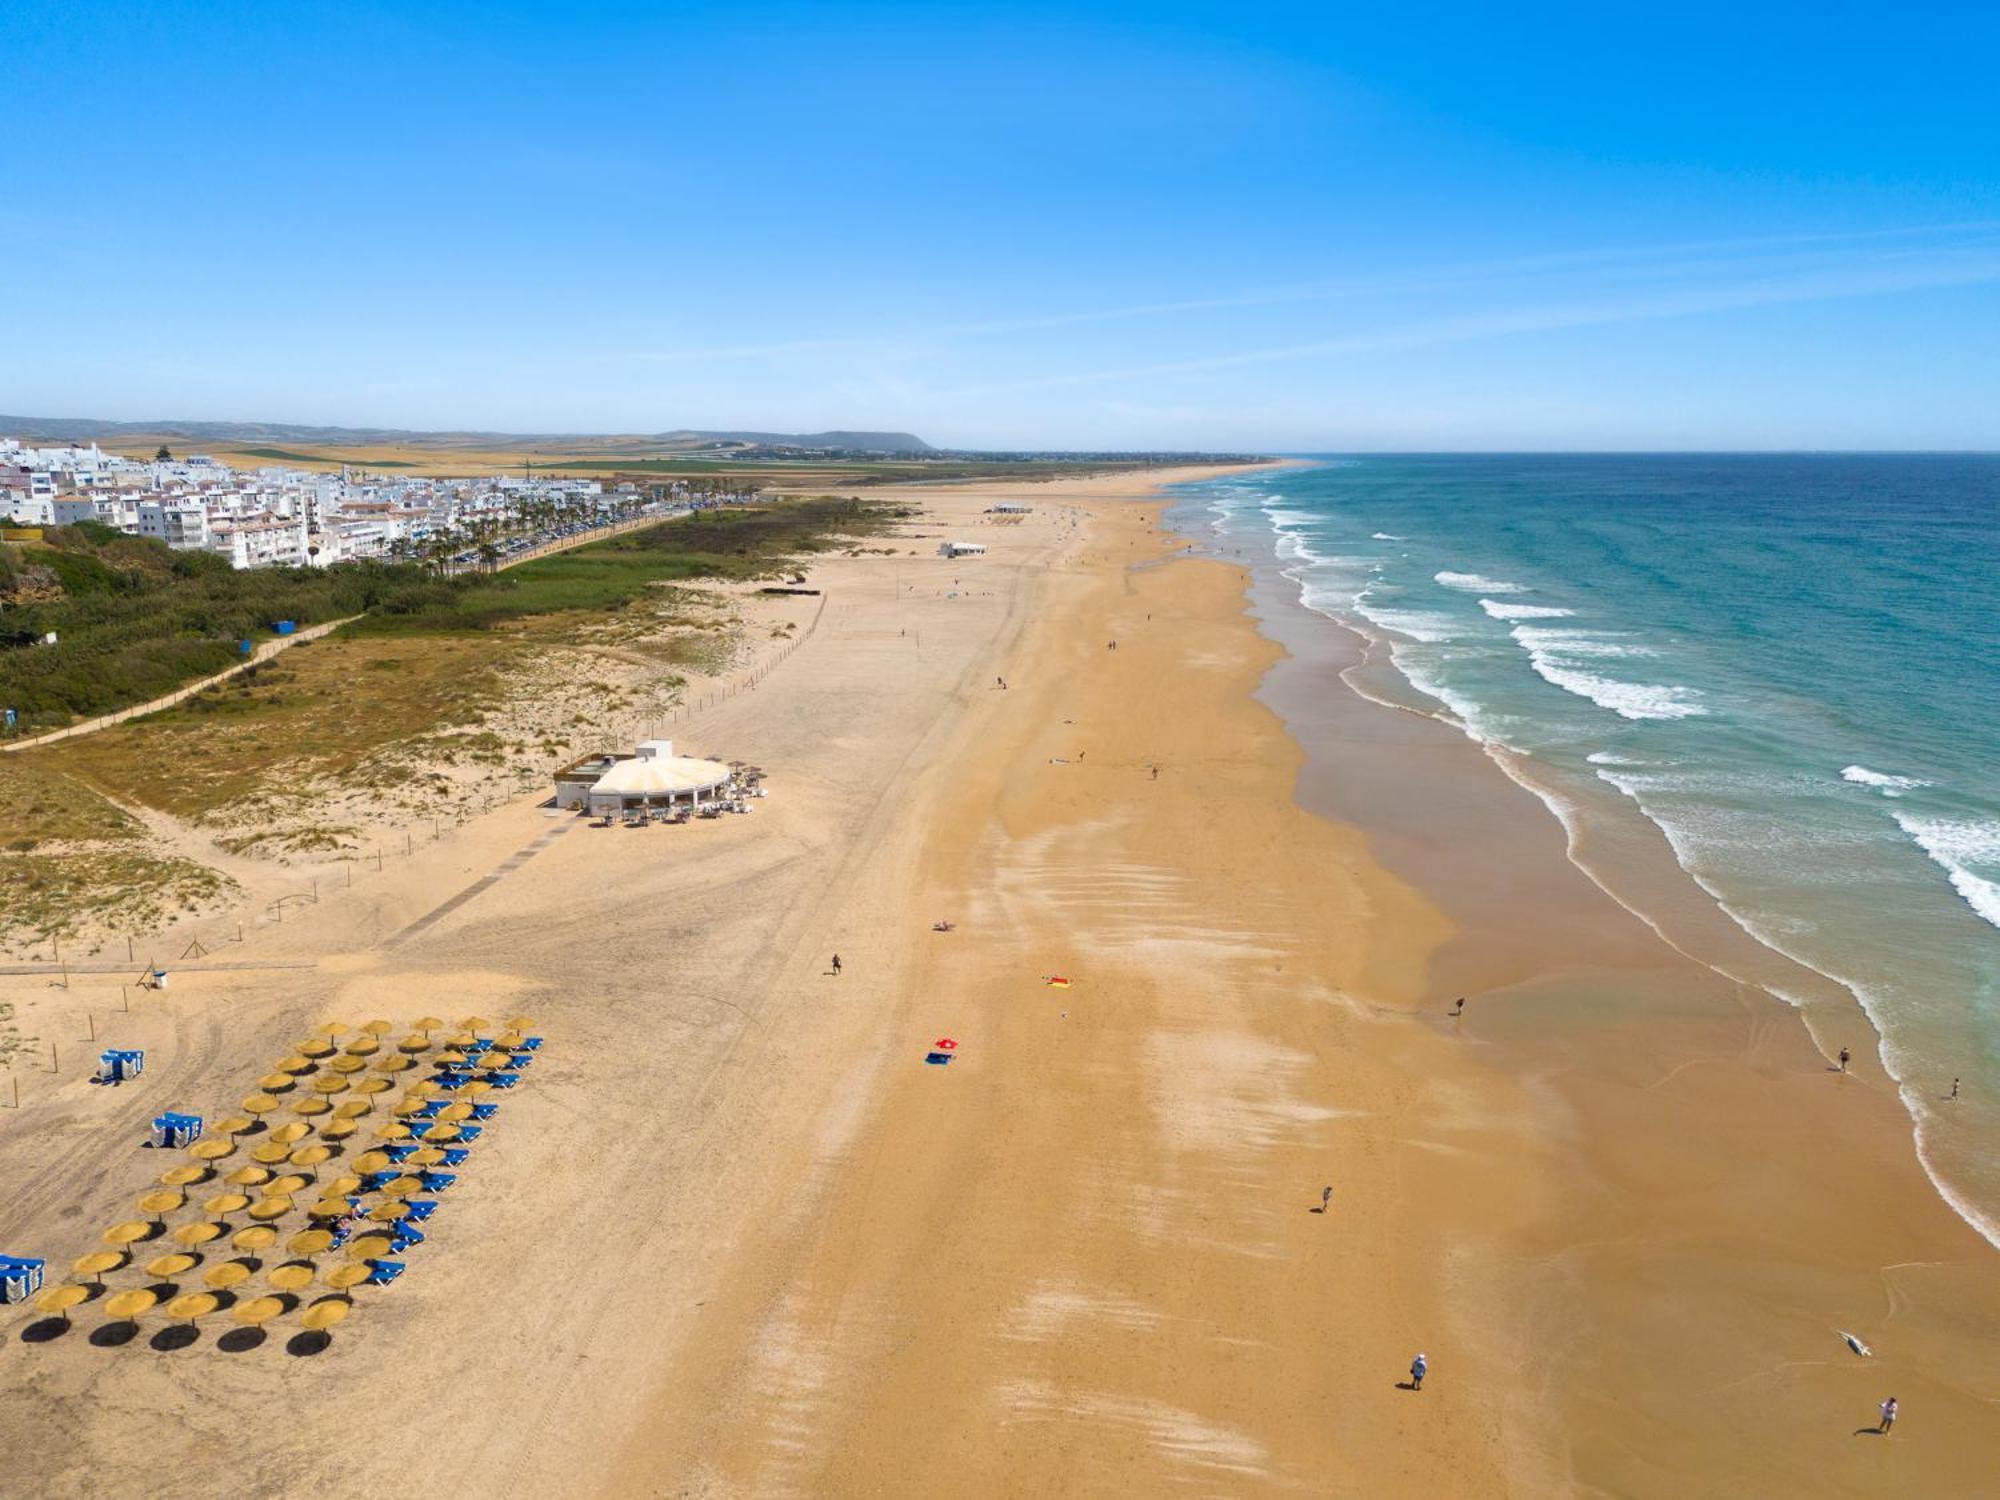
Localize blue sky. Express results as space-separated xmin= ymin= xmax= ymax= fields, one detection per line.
xmin=4 ymin=1 xmax=1997 ymax=449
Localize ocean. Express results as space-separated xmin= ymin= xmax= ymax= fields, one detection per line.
xmin=1183 ymin=454 xmax=2000 ymax=1247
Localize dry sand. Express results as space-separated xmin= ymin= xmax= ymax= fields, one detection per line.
xmin=1 ymin=463 xmax=1994 ymax=1497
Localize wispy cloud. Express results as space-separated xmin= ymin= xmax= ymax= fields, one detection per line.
xmin=943 ymin=246 xmax=2000 ymax=395
xmin=614 ymin=220 xmax=2000 ymax=367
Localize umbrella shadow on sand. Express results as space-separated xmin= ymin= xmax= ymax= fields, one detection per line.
xmin=90 ymin=1321 xmax=142 ymax=1348
xmin=218 ymin=1327 xmax=266 ymax=1353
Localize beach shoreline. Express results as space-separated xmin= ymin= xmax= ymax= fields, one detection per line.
xmin=1178 ymin=468 xmax=2000 ymax=1494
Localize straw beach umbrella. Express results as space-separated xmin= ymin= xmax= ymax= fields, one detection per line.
xmin=136 ymin=1190 xmax=186 ymax=1224
xmin=166 ymin=1291 xmax=219 ymax=1329
xmin=344 ymin=1235 xmax=391 ymax=1262
xmin=301 ymin=1298 xmax=351 ymax=1334
xmin=329 ymin=1055 xmax=368 ymax=1074
xmin=323 ymin=1264 xmax=370 ymax=1291
xmin=506 ymin=1015 xmax=535 ymax=1032
xmin=269 ymin=1122 xmax=311 ymax=1145
xmin=227 ymin=1165 xmax=272 ymax=1191
xmin=203 ymin=1262 xmax=251 ymax=1291
xmin=35 ymin=1283 xmax=89 ymax=1327
xmin=258 ymin=1073 xmax=295 ymax=1093
xmin=73 ymin=1251 xmax=124 ymax=1284
xmin=268 ymin=1263 xmax=315 ymax=1293
xmin=189 ymin=1138 xmax=235 ymax=1162
xmin=320 ymin=1119 xmax=360 ymax=1141
xmin=292 ymin=1097 xmax=332 ymax=1118
xmin=247 ymin=1196 xmax=294 ymax=1222
xmin=103 ymin=1221 xmax=151 ymax=1248
xmin=144 ymin=1252 xmax=197 ymax=1279
xmin=315 ymin=1022 xmax=351 ymax=1040
xmin=158 ymin=1165 xmax=207 ymax=1188
xmin=231 ymin=1226 xmax=278 ymax=1252
xmin=233 ymin=1295 xmax=284 ymax=1328
xmin=103 ymin=1288 xmax=157 ymax=1321
xmin=362 ymin=1020 xmax=395 ymax=1036
xmin=250 ymin=1142 xmax=293 ymax=1166
xmin=290 ymin=1145 xmax=333 ymax=1175
xmin=241 ymin=1093 xmax=280 ymax=1116
xmin=353 ymin=1077 xmax=391 ymax=1096
xmin=288 ymin=1229 xmax=334 ymax=1256
xmin=171 ymin=1222 xmax=223 ymax=1249
xmin=203 ymin=1192 xmax=251 ymax=1217
xmin=212 ymin=1115 xmax=255 ymax=1135
xmin=267 ymin=1174 xmax=309 ymax=1197
xmin=412 ymin=1015 xmax=444 ymax=1032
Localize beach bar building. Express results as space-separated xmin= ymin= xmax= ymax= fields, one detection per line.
xmin=938 ymin=540 xmax=987 ymax=558
xmin=555 ymin=740 xmax=733 ymax=815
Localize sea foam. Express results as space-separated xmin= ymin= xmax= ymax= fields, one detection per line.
xmin=1479 ymin=600 xmax=1574 ymax=621
xmin=1436 ymin=571 xmax=1525 ymax=593
xmin=1842 ymin=765 xmax=1929 ymax=797
xmin=1894 ymin=815 xmax=2000 ymax=931
xmin=1509 ymin=627 xmax=1702 ymax=720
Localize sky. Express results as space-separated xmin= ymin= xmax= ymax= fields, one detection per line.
xmin=3 ymin=1 xmax=1998 ymax=450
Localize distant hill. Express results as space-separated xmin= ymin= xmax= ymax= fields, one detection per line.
xmin=0 ymin=415 xmax=935 ymax=455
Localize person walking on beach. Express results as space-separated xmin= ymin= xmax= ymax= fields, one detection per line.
xmin=1409 ymin=1352 xmax=1428 ymax=1391
xmin=1450 ymin=997 xmax=1465 ymax=1017
xmin=1839 ymin=1046 xmax=1851 ymax=1072
xmin=1878 ymin=1396 xmax=1898 ymax=1435
xmin=1950 ymin=1077 xmax=1960 ymax=1099
xmin=1319 ymin=1185 xmax=1333 ymax=1213
xmin=830 ymin=953 xmax=842 ymax=976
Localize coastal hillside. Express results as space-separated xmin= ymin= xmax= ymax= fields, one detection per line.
xmin=0 ymin=415 xmax=935 ymax=455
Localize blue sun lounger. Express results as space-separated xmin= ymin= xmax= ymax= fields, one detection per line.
xmin=402 ymin=1199 xmax=439 ymax=1223
xmin=485 ymin=1072 xmax=519 ymax=1090
xmin=469 ymin=1102 xmax=499 ymax=1120
xmin=417 ymin=1170 xmax=457 ymax=1194
xmin=365 ymin=1260 xmax=405 ymax=1286
xmin=0 ymin=1255 xmax=46 ymax=1303
xmin=440 ymin=1148 xmax=470 ymax=1167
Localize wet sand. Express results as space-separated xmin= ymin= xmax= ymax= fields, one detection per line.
xmin=1236 ymin=507 xmax=2000 ymax=1494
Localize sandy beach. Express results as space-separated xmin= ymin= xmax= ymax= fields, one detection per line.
xmin=3 ymin=462 xmax=1996 ymax=1497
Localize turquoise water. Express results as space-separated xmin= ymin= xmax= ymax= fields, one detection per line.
xmin=1188 ymin=455 xmax=2000 ymax=1246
